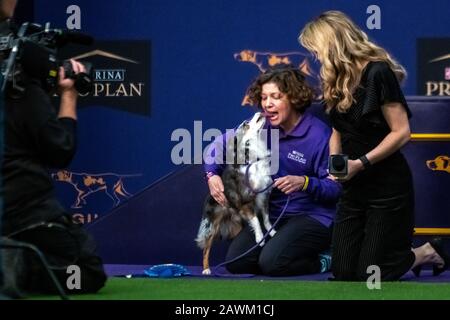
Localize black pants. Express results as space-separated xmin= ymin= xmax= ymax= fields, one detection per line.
xmin=331 ymin=188 xmax=415 ymax=281
xmin=226 ymin=215 xmax=331 ymax=276
xmin=6 ymin=216 xmax=107 ymax=294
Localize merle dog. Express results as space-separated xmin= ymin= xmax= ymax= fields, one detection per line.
xmin=196 ymin=112 xmax=275 ymax=275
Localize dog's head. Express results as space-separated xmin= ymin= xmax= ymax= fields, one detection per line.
xmin=233 ymin=112 xmax=269 ymax=165
xmin=426 ymin=155 xmax=450 ymax=173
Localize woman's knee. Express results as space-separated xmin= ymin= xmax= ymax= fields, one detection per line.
xmin=258 ymin=253 xmax=284 ymax=276
xmin=78 ymin=272 xmax=107 ymax=293
xmin=225 ymin=260 xmax=247 ymax=274
xmin=331 ymin=261 xmax=357 ymax=281
xmin=225 ymin=251 xmax=259 ymax=274
xmin=332 ymin=259 xmax=368 ymax=281
xmin=70 ymin=255 xmax=107 ymax=293
xmin=331 ymin=269 xmax=357 ymax=281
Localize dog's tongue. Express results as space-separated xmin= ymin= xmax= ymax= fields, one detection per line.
xmin=263 ymin=111 xmax=278 ymax=119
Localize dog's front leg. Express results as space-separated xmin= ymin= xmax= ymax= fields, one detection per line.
xmin=262 ymin=211 xmax=276 ymax=238
xmin=249 ymin=216 xmax=265 ymax=246
xmin=257 ymin=194 xmax=276 ymax=238
xmin=202 ymin=235 xmax=214 ymax=275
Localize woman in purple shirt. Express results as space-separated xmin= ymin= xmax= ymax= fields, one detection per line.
xmin=204 ymin=64 xmax=341 ymax=276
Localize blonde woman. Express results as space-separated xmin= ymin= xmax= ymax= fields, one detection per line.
xmin=299 ymin=10 xmax=449 ymax=281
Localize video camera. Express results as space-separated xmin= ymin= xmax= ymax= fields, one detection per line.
xmin=0 ymin=21 xmax=94 ymax=95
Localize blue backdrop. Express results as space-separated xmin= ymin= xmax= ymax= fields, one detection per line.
xmin=28 ymin=1 xmax=450 ymax=264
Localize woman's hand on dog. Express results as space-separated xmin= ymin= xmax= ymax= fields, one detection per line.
xmin=208 ymin=175 xmax=228 ymax=206
xmin=274 ymin=175 xmax=305 ymax=194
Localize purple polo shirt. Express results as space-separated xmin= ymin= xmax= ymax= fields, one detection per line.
xmin=204 ymin=112 xmax=341 ymax=227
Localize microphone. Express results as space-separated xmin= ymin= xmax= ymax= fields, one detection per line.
xmin=329 ymin=154 xmax=348 ymax=177
xmin=332 ymin=156 xmax=346 ymax=171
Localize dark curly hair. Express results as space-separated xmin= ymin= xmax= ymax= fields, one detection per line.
xmin=246 ymin=64 xmax=314 ymax=113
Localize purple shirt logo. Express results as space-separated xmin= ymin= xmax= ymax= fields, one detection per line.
xmin=287 ymin=150 xmax=307 ymax=164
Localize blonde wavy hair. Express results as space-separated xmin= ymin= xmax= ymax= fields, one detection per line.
xmin=299 ymin=10 xmax=406 ymax=112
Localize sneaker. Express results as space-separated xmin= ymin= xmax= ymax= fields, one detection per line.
xmin=319 ymin=252 xmax=332 ymax=273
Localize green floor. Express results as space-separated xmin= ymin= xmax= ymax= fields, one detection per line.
xmin=27 ymin=277 xmax=450 ymax=300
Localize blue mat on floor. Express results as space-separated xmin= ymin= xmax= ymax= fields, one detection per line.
xmin=104 ymin=264 xmax=450 ymax=282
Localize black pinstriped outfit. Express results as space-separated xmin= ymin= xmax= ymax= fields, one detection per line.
xmin=329 ymin=61 xmax=415 ymax=281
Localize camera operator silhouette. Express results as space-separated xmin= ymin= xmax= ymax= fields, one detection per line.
xmin=0 ymin=0 xmax=106 ymax=297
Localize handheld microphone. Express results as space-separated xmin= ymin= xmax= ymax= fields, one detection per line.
xmin=329 ymin=154 xmax=348 ymax=177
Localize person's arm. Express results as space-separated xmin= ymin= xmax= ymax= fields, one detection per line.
xmin=204 ymin=129 xmax=238 ymax=206
xmin=204 ymin=132 xmax=228 ymax=206
xmin=24 ymin=60 xmax=84 ymax=168
xmin=329 ymin=128 xmax=342 ymax=155
xmin=58 ymin=88 xmax=78 ymax=120
xmin=0 ymin=0 xmax=17 ymax=20
xmin=366 ymin=102 xmax=410 ymax=163
xmin=57 ymin=59 xmax=84 ymax=120
xmin=345 ymin=102 xmax=410 ymax=180
xmin=274 ymin=137 xmax=341 ymax=202
xmin=20 ymin=83 xmax=75 ymax=168
xmin=203 ymin=132 xmax=228 ymax=178
xmin=303 ymin=137 xmax=342 ymax=203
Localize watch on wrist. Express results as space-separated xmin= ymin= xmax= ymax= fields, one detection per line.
xmin=359 ymin=155 xmax=372 ymax=170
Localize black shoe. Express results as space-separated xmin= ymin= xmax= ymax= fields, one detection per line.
xmin=1 ymin=241 xmax=29 ymax=298
xmin=429 ymin=237 xmax=450 ymax=276
xmin=411 ymin=265 xmax=422 ymax=277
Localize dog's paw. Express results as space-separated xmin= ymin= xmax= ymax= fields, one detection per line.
xmin=269 ymin=229 xmax=276 ymax=237
xmin=202 ymin=268 xmax=211 ymax=275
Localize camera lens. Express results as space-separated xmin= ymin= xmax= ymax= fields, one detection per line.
xmin=74 ymin=72 xmax=93 ymax=95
